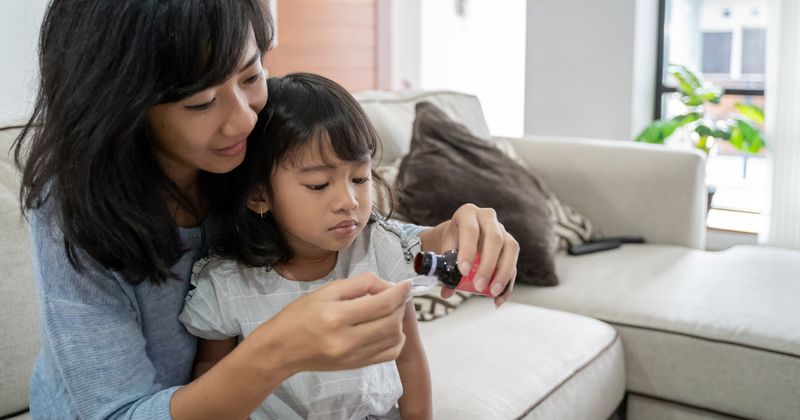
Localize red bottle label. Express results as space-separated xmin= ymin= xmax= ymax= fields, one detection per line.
xmin=454 ymin=253 xmax=495 ymax=296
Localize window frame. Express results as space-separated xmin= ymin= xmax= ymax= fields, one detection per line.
xmin=654 ymin=0 xmax=766 ymax=120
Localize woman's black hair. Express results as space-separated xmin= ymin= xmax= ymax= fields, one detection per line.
xmin=223 ymin=72 xmax=395 ymax=269
xmin=13 ymin=0 xmax=274 ymax=284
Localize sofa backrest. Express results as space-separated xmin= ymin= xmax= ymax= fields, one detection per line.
xmin=0 ymin=124 xmax=39 ymax=418
xmin=353 ymin=90 xmax=491 ymax=166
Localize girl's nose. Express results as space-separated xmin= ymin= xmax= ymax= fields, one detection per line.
xmin=334 ymin=184 xmax=359 ymax=212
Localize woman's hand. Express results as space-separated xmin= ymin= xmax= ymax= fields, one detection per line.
xmin=418 ymin=204 xmax=519 ymax=307
xmin=254 ymin=272 xmax=411 ymax=374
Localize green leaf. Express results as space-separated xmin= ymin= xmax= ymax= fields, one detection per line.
xmin=672 ymin=112 xmax=701 ymax=127
xmin=679 ymin=64 xmax=703 ymax=89
xmin=636 ymin=120 xmax=680 ymax=144
xmin=735 ymin=103 xmax=765 ymax=124
xmin=695 ymin=135 xmax=712 ymax=154
xmin=696 ymin=123 xmax=730 ymax=142
xmin=695 ymin=124 xmax=712 ymax=137
xmin=703 ymin=86 xmax=724 ymax=104
xmin=669 ymin=65 xmax=699 ymax=97
xmin=668 ymin=64 xmax=723 ymax=106
xmin=683 ymin=95 xmax=705 ymax=106
xmin=729 ymin=126 xmax=744 ymax=149
xmin=730 ymin=119 xmax=765 ymax=154
xmin=711 ymin=127 xmax=730 ymax=140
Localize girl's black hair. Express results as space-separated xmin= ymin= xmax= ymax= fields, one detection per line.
xmin=223 ymin=72 xmax=395 ymax=268
xmin=13 ymin=0 xmax=273 ymax=284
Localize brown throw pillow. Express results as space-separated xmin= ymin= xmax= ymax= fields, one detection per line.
xmin=396 ymin=102 xmax=558 ymax=286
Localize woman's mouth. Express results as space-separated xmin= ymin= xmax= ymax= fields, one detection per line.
xmin=213 ymin=140 xmax=246 ymax=157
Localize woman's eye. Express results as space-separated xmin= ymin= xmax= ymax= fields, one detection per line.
xmin=353 ymin=177 xmax=370 ymax=185
xmin=245 ymin=70 xmax=264 ymax=85
xmin=184 ymin=98 xmax=216 ymax=111
xmin=305 ymin=183 xmax=329 ymax=191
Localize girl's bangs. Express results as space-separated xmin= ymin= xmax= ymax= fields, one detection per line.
xmin=321 ymin=119 xmax=376 ymax=163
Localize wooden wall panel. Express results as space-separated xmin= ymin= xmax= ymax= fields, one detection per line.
xmin=263 ymin=0 xmax=379 ymax=92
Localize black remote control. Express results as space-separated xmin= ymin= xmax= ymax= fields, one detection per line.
xmin=567 ymin=239 xmax=622 ymax=256
xmin=599 ymin=236 xmax=646 ymax=244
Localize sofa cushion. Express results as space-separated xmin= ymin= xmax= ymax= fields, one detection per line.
xmin=418 ymin=300 xmax=625 ymax=419
xmin=626 ymin=393 xmax=735 ymax=419
xmin=0 ymin=126 xmax=39 ymax=418
xmin=395 ymin=102 xmax=557 ymax=286
xmin=354 ymin=90 xmax=491 ymax=165
xmin=511 ymin=244 xmax=800 ymax=419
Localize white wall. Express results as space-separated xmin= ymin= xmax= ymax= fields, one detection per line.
xmin=388 ymin=0 xmax=422 ymax=90
xmin=0 ymin=0 xmax=48 ymax=124
xmin=419 ymin=0 xmax=526 ymax=137
xmin=524 ymin=0 xmax=659 ymax=140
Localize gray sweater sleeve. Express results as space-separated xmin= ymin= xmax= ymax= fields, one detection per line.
xmin=28 ymin=207 xmax=182 ymax=420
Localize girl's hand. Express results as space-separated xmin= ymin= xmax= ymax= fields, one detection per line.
xmin=253 ymin=272 xmax=411 ymax=374
xmin=419 ymin=204 xmax=519 ymax=307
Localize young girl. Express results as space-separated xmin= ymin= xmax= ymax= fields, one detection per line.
xmin=179 ymin=73 xmax=433 ymax=419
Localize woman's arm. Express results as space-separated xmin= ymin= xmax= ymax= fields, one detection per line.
xmin=171 ymin=273 xmax=412 ymax=419
xmin=396 ymin=302 xmax=433 ymax=420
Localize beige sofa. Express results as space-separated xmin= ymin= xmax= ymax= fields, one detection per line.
xmin=355 ymin=90 xmax=800 ymax=420
xmin=2 ymin=90 xmax=798 ymax=419
xmin=1 ymin=113 xmax=623 ymax=418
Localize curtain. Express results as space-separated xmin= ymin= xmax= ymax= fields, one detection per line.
xmin=765 ymin=0 xmax=800 ymax=249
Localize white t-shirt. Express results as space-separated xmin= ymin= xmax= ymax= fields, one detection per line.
xmin=179 ymin=220 xmax=421 ymax=420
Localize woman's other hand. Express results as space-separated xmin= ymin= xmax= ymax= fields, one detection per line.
xmin=253 ymin=272 xmax=411 ymax=375
xmin=419 ymin=204 xmax=519 ymax=307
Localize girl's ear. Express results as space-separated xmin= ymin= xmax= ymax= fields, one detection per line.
xmin=245 ymin=186 xmax=271 ymax=216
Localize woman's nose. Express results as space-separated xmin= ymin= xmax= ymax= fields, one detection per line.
xmin=221 ymin=91 xmax=257 ymax=138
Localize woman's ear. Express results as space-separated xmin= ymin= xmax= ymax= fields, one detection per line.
xmin=245 ymin=186 xmax=271 ymax=217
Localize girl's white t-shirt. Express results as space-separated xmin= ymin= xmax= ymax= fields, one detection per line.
xmin=179 ymin=220 xmax=421 ymax=420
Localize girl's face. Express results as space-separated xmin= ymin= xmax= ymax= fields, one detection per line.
xmin=147 ymin=34 xmax=268 ymax=184
xmin=254 ymin=137 xmax=374 ymax=260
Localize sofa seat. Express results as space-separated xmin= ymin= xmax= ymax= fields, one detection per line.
xmin=419 ymin=300 xmax=625 ymax=419
xmin=510 ymin=244 xmax=800 ymax=419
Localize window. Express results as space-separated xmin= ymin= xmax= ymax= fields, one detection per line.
xmin=656 ymin=0 xmax=767 ymax=233
xmin=741 ymin=28 xmax=766 ymax=74
xmin=701 ymin=32 xmax=732 ymax=74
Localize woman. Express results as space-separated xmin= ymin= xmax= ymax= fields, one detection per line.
xmin=14 ymin=1 xmax=519 ymax=418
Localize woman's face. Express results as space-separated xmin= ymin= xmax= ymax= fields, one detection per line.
xmin=147 ymin=34 xmax=268 ymax=183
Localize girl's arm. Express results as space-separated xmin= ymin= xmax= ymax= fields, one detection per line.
xmin=396 ymin=302 xmax=433 ymax=420
xmin=193 ymin=338 xmax=237 ymax=378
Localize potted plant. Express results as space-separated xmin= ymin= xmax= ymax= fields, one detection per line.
xmin=635 ymin=64 xmax=766 ymax=210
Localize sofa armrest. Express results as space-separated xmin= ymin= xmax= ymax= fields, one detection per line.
xmin=502 ymin=135 xmax=707 ymax=249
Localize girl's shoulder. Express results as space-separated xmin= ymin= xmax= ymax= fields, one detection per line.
xmin=189 ymin=254 xmax=245 ymax=289
xmin=367 ymin=218 xmax=422 ymax=265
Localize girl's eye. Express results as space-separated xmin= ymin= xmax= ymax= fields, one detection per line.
xmin=353 ymin=177 xmax=370 ymax=185
xmin=305 ymin=183 xmax=329 ymax=191
xmin=184 ymin=98 xmax=216 ymax=111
